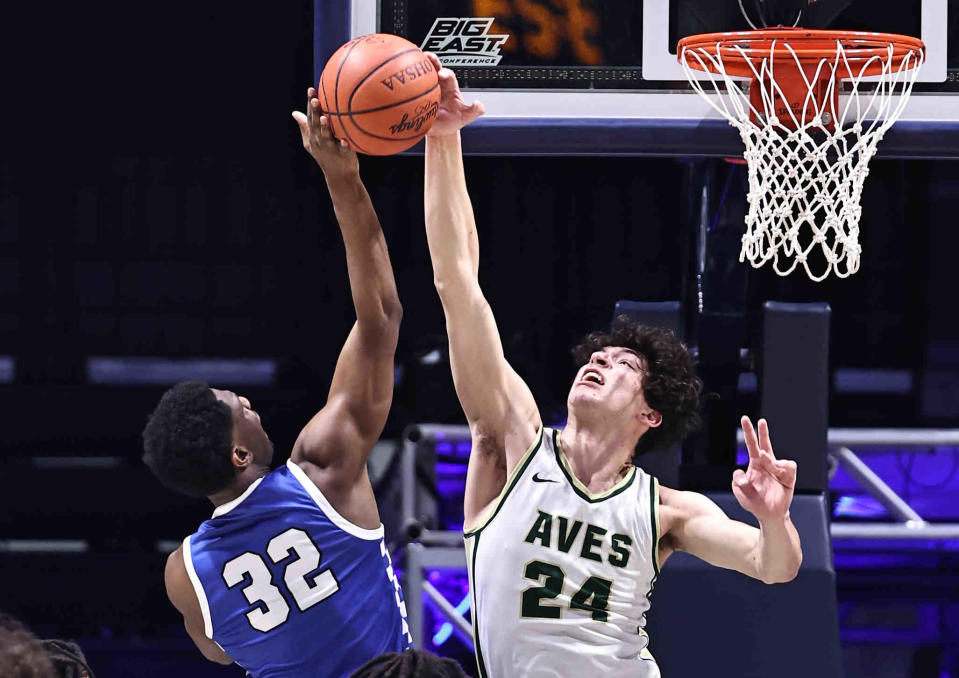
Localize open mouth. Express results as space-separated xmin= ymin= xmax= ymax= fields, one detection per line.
xmin=580 ymin=369 xmax=604 ymax=386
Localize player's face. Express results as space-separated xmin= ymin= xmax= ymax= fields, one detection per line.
xmin=567 ymin=346 xmax=651 ymax=422
xmin=212 ymin=389 xmax=274 ymax=467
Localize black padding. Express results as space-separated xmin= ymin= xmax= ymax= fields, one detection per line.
xmin=761 ymin=301 xmax=831 ymax=492
xmin=613 ymin=300 xmax=682 ymax=336
xmin=645 ymin=493 xmax=841 ymax=678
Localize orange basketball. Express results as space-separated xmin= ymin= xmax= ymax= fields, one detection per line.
xmin=318 ymin=34 xmax=440 ymax=156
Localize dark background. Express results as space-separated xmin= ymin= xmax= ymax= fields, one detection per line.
xmin=2 ymin=0 xmax=958 ymax=675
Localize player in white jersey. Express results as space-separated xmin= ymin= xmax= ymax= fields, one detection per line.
xmin=421 ymin=53 xmax=804 ymax=678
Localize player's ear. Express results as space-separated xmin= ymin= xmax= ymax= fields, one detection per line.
xmin=640 ymin=410 xmax=663 ymax=428
xmin=231 ymin=445 xmax=253 ymax=470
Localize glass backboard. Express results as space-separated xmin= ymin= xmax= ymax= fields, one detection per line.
xmin=317 ymin=1 xmax=959 ymax=156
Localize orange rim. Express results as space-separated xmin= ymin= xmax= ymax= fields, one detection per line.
xmin=679 ymin=27 xmax=925 ymax=79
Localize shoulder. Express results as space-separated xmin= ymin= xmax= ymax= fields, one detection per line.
xmin=658 ymin=485 xmax=726 ymax=534
xmin=471 ymin=416 xmax=543 ymax=460
xmin=287 ymin=456 xmax=336 ymax=495
xmin=278 ymin=457 xmax=344 ymax=508
xmin=164 ymin=545 xmax=193 ymax=613
xmin=659 ymin=485 xmax=723 ymax=512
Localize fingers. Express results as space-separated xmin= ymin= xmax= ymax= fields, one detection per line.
xmin=459 ymin=99 xmax=485 ymax=127
xmin=770 ymin=457 xmax=798 ymax=484
xmin=292 ymin=104 xmax=340 ymax=150
xmin=307 ymin=95 xmax=334 ymax=139
xmin=731 ymin=470 xmax=760 ymax=505
xmin=741 ymin=415 xmax=760 ymax=461
xmin=306 ymin=87 xmax=315 ymax=128
xmin=742 ymin=416 xmax=778 ymax=463
xmin=294 ymin=85 xmax=319 ymax=137
xmin=436 ymin=64 xmax=460 ymax=92
xmin=291 ymin=110 xmax=308 ymax=136
xmin=470 ymin=99 xmax=486 ymax=119
xmin=424 ymin=54 xmax=484 ymax=127
xmin=753 ymin=450 xmax=798 ymax=489
xmin=755 ymin=449 xmax=782 ymax=482
xmin=425 ymin=52 xmax=459 ymax=88
xmin=758 ymin=418 xmax=775 ymax=459
xmin=425 ymin=51 xmax=443 ymax=72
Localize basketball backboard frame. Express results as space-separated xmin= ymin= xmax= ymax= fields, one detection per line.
xmin=318 ymin=1 xmax=959 ymax=158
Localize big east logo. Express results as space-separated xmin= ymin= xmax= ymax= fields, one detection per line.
xmin=420 ymin=17 xmax=510 ymax=66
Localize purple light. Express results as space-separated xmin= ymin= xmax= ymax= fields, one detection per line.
xmin=434 ymin=462 xmax=468 ymax=476
xmin=833 ymin=494 xmax=888 ymax=519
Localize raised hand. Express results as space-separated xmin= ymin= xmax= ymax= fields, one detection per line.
xmin=292 ymin=87 xmax=359 ymax=179
xmin=732 ymin=417 xmax=798 ymax=523
xmin=424 ymin=52 xmax=485 ymax=137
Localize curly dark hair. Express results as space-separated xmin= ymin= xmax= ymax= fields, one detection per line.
xmin=142 ymin=380 xmax=235 ymax=497
xmin=571 ymin=316 xmax=702 ymax=455
xmin=350 ymin=650 xmax=468 ymax=678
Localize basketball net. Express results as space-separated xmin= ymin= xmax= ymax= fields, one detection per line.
xmin=680 ymin=31 xmax=924 ymax=281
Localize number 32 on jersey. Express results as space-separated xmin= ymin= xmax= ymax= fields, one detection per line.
xmin=222 ymin=527 xmax=339 ymax=632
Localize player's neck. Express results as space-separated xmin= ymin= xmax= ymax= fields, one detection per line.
xmin=207 ymin=465 xmax=270 ymax=508
xmin=559 ymin=418 xmax=638 ymax=493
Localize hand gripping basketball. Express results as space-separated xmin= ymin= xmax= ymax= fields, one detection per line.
xmin=423 ymin=52 xmax=485 ymax=137
xmin=732 ymin=417 xmax=798 ymax=523
xmin=292 ymin=87 xmax=359 ymax=179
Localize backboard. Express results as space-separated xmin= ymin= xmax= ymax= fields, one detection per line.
xmin=318 ymin=1 xmax=959 ymax=157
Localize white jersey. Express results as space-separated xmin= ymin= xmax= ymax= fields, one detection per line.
xmin=465 ymin=427 xmax=661 ymax=678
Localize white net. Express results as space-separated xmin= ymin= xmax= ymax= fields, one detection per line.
xmin=681 ymin=38 xmax=924 ymax=281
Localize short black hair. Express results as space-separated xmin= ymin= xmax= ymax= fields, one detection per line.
xmin=142 ymin=380 xmax=235 ymax=497
xmin=349 ymin=650 xmax=468 ymax=678
xmin=41 ymin=639 xmax=96 ymax=678
xmin=0 ymin=611 xmax=56 ymax=678
xmin=571 ymin=316 xmax=702 ymax=455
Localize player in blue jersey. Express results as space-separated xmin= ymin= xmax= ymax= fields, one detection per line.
xmin=141 ymin=88 xmax=412 ymax=678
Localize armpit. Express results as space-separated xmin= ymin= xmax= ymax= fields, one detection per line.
xmin=470 ymin=426 xmax=507 ymax=470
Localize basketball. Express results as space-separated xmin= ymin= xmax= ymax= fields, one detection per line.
xmin=319 ymin=34 xmax=440 ymax=156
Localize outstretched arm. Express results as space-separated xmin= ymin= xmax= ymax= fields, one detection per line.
xmin=423 ymin=55 xmax=540 ymax=521
xmin=661 ymin=418 xmax=802 ymax=584
xmin=290 ymin=89 xmax=402 ymax=492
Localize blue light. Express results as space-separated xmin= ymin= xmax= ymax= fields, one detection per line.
xmin=434 ymin=461 xmax=469 ymax=476
xmin=833 ymin=494 xmax=888 ymax=519
xmin=431 ymin=593 xmax=471 ymax=646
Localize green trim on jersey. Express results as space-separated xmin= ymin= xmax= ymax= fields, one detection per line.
xmin=650 ymin=477 xmax=661 ymax=577
xmin=464 ymin=427 xmax=544 ymax=537
xmin=551 ymin=429 xmax=637 ymax=503
xmin=465 ymin=534 xmax=490 ymax=678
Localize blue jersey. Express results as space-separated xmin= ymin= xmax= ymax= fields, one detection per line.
xmin=183 ymin=460 xmax=412 ymax=678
